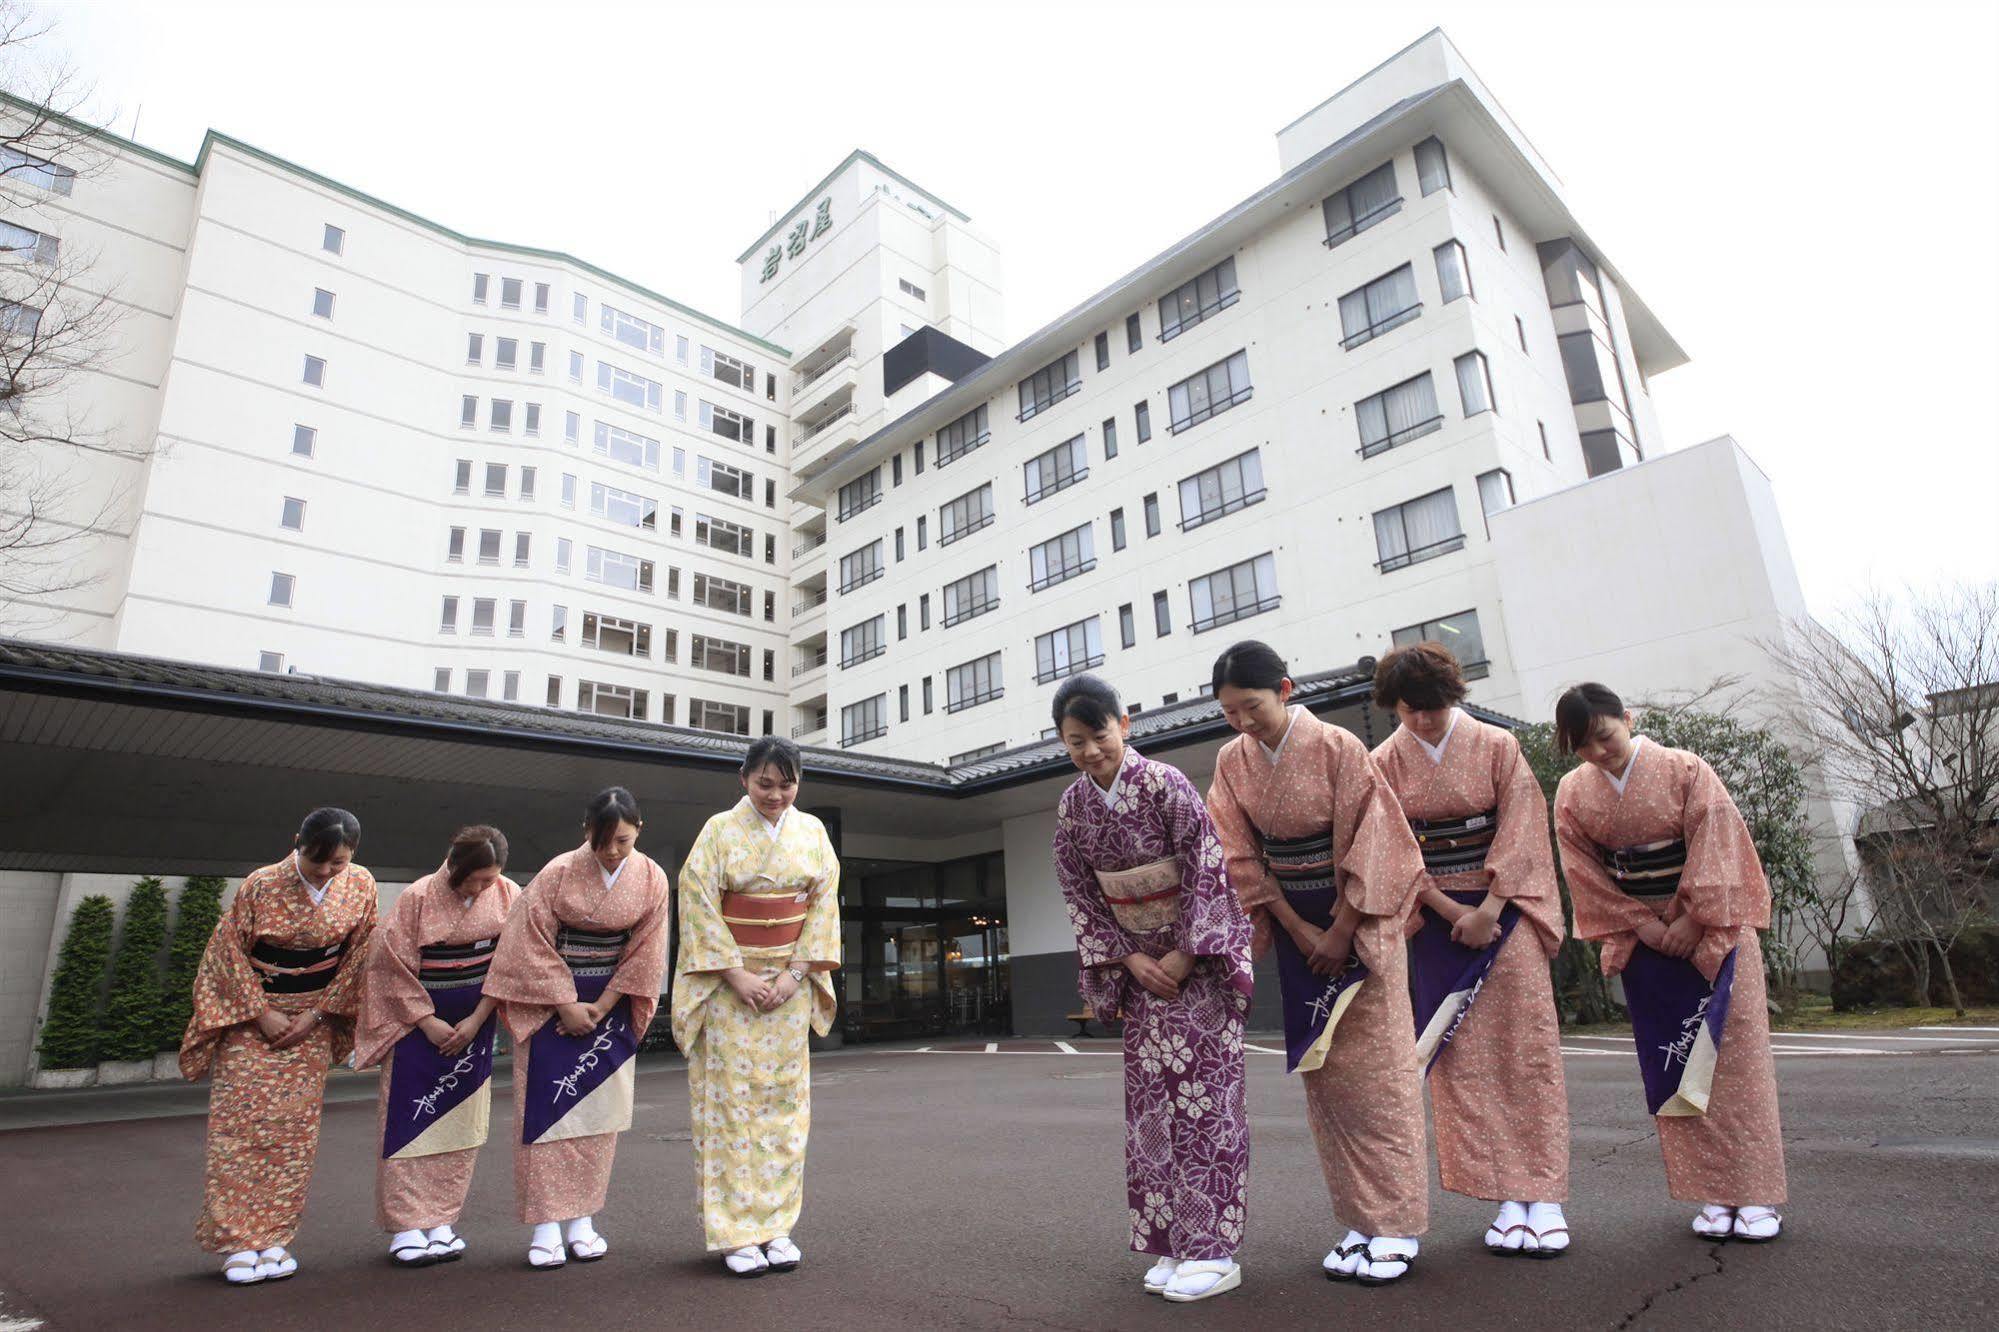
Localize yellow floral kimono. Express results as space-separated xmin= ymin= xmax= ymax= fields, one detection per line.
xmin=670 ymin=798 xmax=841 ymax=1250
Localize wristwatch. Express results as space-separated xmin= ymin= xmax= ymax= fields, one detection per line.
xmin=788 ymin=967 xmax=808 ymax=984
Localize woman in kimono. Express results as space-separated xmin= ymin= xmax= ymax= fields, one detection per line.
xmin=180 ymin=807 xmax=378 ymax=1286
xmin=1370 ymin=644 xmax=1570 ymax=1257
xmin=1551 ymin=683 xmax=1786 ymax=1242
xmin=355 ymin=825 xmax=519 ymax=1267
xmin=1203 ymin=641 xmax=1430 ymax=1286
xmin=1050 ymin=675 xmax=1253 ymax=1304
xmin=672 ymin=736 xmax=841 ymax=1278
xmin=484 ymin=787 xmax=671 ymax=1269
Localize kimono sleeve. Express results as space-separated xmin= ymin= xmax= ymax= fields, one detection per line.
xmin=482 ymin=864 xmax=579 ymax=1008
xmin=1052 ymin=798 xmax=1135 ymax=1026
xmin=1205 ymin=753 xmax=1277 ymax=912
xmin=1554 ymin=783 xmax=1657 ymax=976
xmin=354 ymin=883 xmax=431 ymax=1069
xmin=792 ymin=824 xmax=842 ymax=972
xmin=1676 ymin=754 xmax=1772 ymax=979
xmin=1331 ymin=735 xmax=1426 ymax=922
xmin=607 ymin=859 xmax=672 ymax=1002
xmin=674 ymin=820 xmax=744 ymax=977
xmin=1157 ymin=764 xmax=1250 ymax=963
xmin=313 ymin=869 xmax=377 ymax=1021
xmin=178 ymin=873 xmax=272 ymax=1077
xmin=1484 ymin=730 xmax=1565 ymax=956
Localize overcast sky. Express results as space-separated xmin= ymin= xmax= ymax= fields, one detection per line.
xmin=43 ymin=0 xmax=1999 ymax=616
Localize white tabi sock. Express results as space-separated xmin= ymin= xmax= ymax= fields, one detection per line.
xmin=528 ymin=1220 xmax=564 ymax=1265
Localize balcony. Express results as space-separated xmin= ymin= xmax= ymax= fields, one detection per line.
xmin=791 ymin=719 xmax=828 ymax=742
xmin=799 ymin=399 xmax=856 ymax=446
xmin=791 ymin=646 xmax=829 ymax=678
xmin=793 ymin=529 xmax=828 ymax=559
xmin=792 ymin=349 xmax=858 ymax=417
xmin=793 ymin=586 xmax=829 ymax=615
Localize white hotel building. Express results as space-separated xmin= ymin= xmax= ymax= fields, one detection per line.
xmin=0 ymin=31 xmax=1843 ymax=1075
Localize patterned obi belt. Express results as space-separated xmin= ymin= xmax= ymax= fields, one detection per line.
xmin=1411 ymin=806 xmax=1499 ymax=877
xmin=250 ymin=939 xmax=346 ymax=993
xmin=720 ymin=891 xmax=811 ymax=948
xmin=1599 ymin=838 xmax=1687 ymax=898
xmin=1091 ymin=858 xmax=1180 ymax=933
xmin=1264 ymin=830 xmax=1336 ymax=893
xmin=418 ymin=937 xmax=497 ymax=991
xmin=555 ymin=924 xmax=630 ymax=977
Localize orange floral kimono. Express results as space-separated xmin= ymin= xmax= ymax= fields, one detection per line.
xmin=1374 ymin=710 xmax=1569 ymax=1203
xmin=180 ymin=855 xmax=378 ymax=1254
xmin=483 ymin=845 xmax=671 ymax=1223
xmin=355 ymin=866 xmax=520 ymax=1232
xmin=1554 ymin=739 xmax=1787 ymax=1206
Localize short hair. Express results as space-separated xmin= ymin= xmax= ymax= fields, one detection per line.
xmin=1051 ymin=674 xmax=1122 ymax=732
xmin=741 ymin=735 xmax=802 ymax=784
xmin=1211 ymin=640 xmax=1288 ymax=695
xmin=445 ymin=825 xmax=508 ymax=887
xmin=1554 ymin=682 xmax=1626 ymax=755
xmin=1372 ymin=642 xmax=1468 ymax=711
xmin=584 ymin=786 xmax=643 ymax=849
xmin=296 ymin=807 xmax=361 ymax=860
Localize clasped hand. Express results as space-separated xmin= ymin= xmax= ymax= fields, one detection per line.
xmin=1287 ymin=920 xmax=1354 ymax=977
xmin=1124 ymin=950 xmax=1193 ymax=1000
xmin=257 ymin=1007 xmax=319 ymax=1051
xmin=555 ymin=996 xmax=613 ymax=1037
xmin=725 ymin=966 xmax=802 ymax=1012
xmin=419 ymin=1013 xmax=485 ymax=1055
xmin=1639 ymin=910 xmax=1703 ymax=960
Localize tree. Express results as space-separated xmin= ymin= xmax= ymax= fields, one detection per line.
xmin=1512 ymin=722 xmax=1620 ymax=1025
xmin=99 ymin=876 xmax=167 ymax=1061
xmin=158 ymin=874 xmax=225 ymax=1052
xmin=35 ymin=892 xmax=113 ymax=1069
xmin=1769 ymin=584 xmax=1999 ymax=1016
xmin=0 ymin=2 xmax=131 ymax=632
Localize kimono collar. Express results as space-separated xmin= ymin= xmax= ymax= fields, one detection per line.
xmin=1095 ymin=747 xmax=1141 ymax=807
xmin=1409 ymin=707 xmax=1464 ymax=765
xmin=734 ymin=794 xmax=791 ymax=842
xmin=1258 ymin=705 xmax=1305 ymax=763
xmin=1602 ymin=736 xmax=1647 ymax=796
xmin=290 ymin=851 xmax=332 ymax=906
xmin=583 ymin=847 xmax=629 ymax=890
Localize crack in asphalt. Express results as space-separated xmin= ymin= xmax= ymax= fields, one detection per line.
xmin=957 ymin=1294 xmax=1096 ymax=1331
xmin=1611 ymin=1241 xmax=1726 ymax=1329
xmin=1590 ymin=1131 xmax=1656 ymax=1166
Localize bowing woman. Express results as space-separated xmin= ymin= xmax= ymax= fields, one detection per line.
xmin=1049 ymin=675 xmax=1254 ymax=1304
xmin=1203 ymin=641 xmax=1431 ymax=1287
xmin=484 ymin=787 xmax=672 ymax=1270
xmin=180 ymin=807 xmax=379 ymax=1287
xmin=1369 ymin=644 xmax=1571 ymax=1257
xmin=354 ymin=825 xmax=520 ymax=1267
xmin=672 ymin=736 xmax=842 ymax=1278
xmin=1551 ymin=683 xmax=1786 ymax=1243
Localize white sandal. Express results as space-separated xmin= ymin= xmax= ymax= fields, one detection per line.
xmin=1731 ymin=1206 xmax=1781 ymax=1243
xmin=724 ymin=1244 xmax=769 ymax=1278
xmin=1692 ymin=1204 xmax=1735 ymax=1238
xmin=256 ymin=1246 xmax=297 ymax=1281
xmin=390 ymin=1230 xmax=435 ymax=1268
xmin=1144 ymin=1256 xmax=1181 ymax=1293
xmin=527 ymin=1240 xmax=567 ymax=1270
xmin=425 ymin=1224 xmax=466 ymax=1263
xmin=1525 ymin=1202 xmax=1570 ymax=1258
xmin=1323 ymin=1230 xmax=1370 ymax=1282
xmin=222 ymin=1250 xmax=264 ymax=1286
xmin=762 ymin=1235 xmax=801 ymax=1272
xmin=1485 ymin=1201 xmax=1529 ymax=1254
xmin=1161 ymin=1258 xmax=1241 ymax=1303
xmin=1355 ymin=1237 xmax=1417 ymax=1286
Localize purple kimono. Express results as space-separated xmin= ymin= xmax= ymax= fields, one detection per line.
xmin=1053 ymin=748 xmax=1254 ymax=1261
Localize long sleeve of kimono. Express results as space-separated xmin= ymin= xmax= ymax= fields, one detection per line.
xmin=795 ymin=827 xmax=843 ymax=1035
xmin=1331 ymin=740 xmax=1426 ymax=921
xmin=483 ymin=872 xmax=578 ymax=1008
xmin=1052 ymin=805 xmax=1137 ymax=1025
xmin=674 ymin=828 xmax=744 ymax=976
xmin=1158 ymin=766 xmax=1247 ymax=961
xmin=1205 ymin=761 xmax=1277 ymax=913
xmin=1485 ymin=733 xmax=1566 ymax=957
xmin=1677 ymin=756 xmax=1772 ymax=980
xmin=312 ymin=870 xmax=377 ymax=1021
xmin=1554 ymin=793 xmax=1656 ymax=976
xmin=605 ymin=864 xmax=671 ymax=1038
xmin=178 ymin=879 xmax=270 ymax=1078
xmin=354 ymin=885 xmax=431 ymax=1069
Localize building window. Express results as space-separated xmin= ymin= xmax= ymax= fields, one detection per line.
xmin=1189 ymin=552 xmax=1280 ymax=633
xmin=1023 ymin=434 xmax=1088 ymax=504
xmin=1338 ymin=265 xmax=1420 ymax=349
xmin=699 ymin=400 xmax=754 ymax=444
xmin=695 ymin=512 xmax=752 ymax=557
xmin=1126 ymin=312 xmax=1141 ymax=353
xmin=1035 ymin=617 xmax=1104 ymax=684
xmin=530 ymin=342 xmax=546 ymax=374
xmin=292 ymin=424 xmax=316 ymax=457
xmin=490 ymin=399 xmax=513 ymax=432
xmin=598 ymin=362 xmax=664 ymax=412
xmin=590 ymin=481 xmax=659 ymax=530
xmin=839 ymin=540 xmax=884 ymax=593
xmin=477 ymin=529 xmax=501 ymax=565
xmin=471 ymin=273 xmax=489 ymax=304
xmin=1102 ymin=417 xmax=1118 ymax=460
xmin=601 ymin=304 xmax=666 ymax=355
xmin=572 ymin=292 xmax=587 ymax=323
xmin=279 ymin=496 xmax=305 ymax=531
xmin=1143 ymin=493 xmax=1160 ymax=537
xmin=693 ymin=572 xmax=754 ymax=616
xmin=533 ymin=282 xmax=550 ymax=314
xmin=691 ymin=633 xmax=752 ymax=676
xmin=840 ymin=615 xmax=886 ymax=669
xmin=500 ymin=277 xmax=522 ymax=310
xmin=841 ymin=695 xmax=888 ymax=748
xmin=585 ymin=546 xmax=655 ymax=592
xmin=437 ymin=669 xmax=453 ymax=693
xmin=897 ymin=604 xmax=908 ymax=640
xmin=1028 ymin=524 xmax=1095 ymax=592
xmin=1177 ymin=449 xmax=1265 ymax=531
xmin=466 ymin=334 xmax=483 ymax=365
xmin=514 ymin=530 xmax=532 ymax=566
xmin=914 ymin=442 xmax=924 ymax=474
xmin=484 ymin=462 xmax=507 ymax=496
xmin=922 ymin=677 xmax=934 ymax=715
xmin=1016 ymin=349 xmax=1081 ymax=422
xmin=1373 ymin=488 xmax=1464 ymax=572
xmin=894 ymin=527 xmax=905 ymax=562
xmin=701 ymin=345 xmax=756 ymax=391
xmin=508 ymin=600 xmax=526 ymax=638
xmin=1166 ymin=350 xmax=1252 ymax=433
xmin=1356 ymin=372 xmax=1444 ymax=458
xmin=1393 ymin=608 xmax=1488 ymax=679
xmin=556 ymin=538 xmax=571 ymax=574
xmin=503 ymin=671 xmax=520 ymax=702
xmin=939 ymin=483 xmax=996 ymax=545
xmin=919 ymin=593 xmax=931 ymax=630
xmin=594 ymin=420 xmax=662 ymax=472
xmin=1538 ymin=419 xmax=1551 ymax=461
xmin=690 ymin=699 xmax=750 ymax=736
xmin=951 ymin=743 xmax=1005 ymax=764
xmin=321 ymin=223 xmax=344 ymax=254
xmin=1094 ymin=330 xmax=1110 ymax=371
xmin=447 ymin=527 xmax=465 ymax=562
xmin=942 ymin=566 xmax=1000 ymax=627
xmin=1435 ymin=240 xmax=1472 ymax=304
xmin=310 ymin=288 xmax=334 ymax=319
xmin=439 ymin=596 xmax=459 ymax=633
xmin=301 ymin=355 xmax=325 ymax=387
xmin=1152 ymin=590 xmax=1170 ymax=637
xmin=698 ymin=455 xmax=754 ymax=500
xmin=545 ymin=676 xmax=562 ymax=706
xmin=1557 ymin=330 xmax=1631 ymax=418
xmin=453 ymin=459 xmax=471 ymax=495
xmin=916 ymin=514 xmax=927 ymax=550
xmin=838 ymin=469 xmax=882 ymax=521
xmin=561 ymin=473 xmax=577 ymax=508
xmin=551 ymin=605 xmax=568 ymax=642
xmin=1110 ymin=507 xmax=1127 ymax=551
xmin=1492 ymin=214 xmax=1506 ymax=250
xmin=1134 ymin=400 xmax=1151 ymax=443
xmin=1476 ymin=468 xmax=1515 ymax=535
xmin=1454 ymin=350 xmax=1496 ymax=416
xmin=1119 ymin=603 xmax=1136 ymax=649
xmin=460 ymin=395 xmax=478 ymax=429
xmin=258 ymin=651 xmax=284 ymax=673
xmin=1515 ymin=315 xmax=1528 ymax=353
xmin=1158 ymin=257 xmax=1239 ymax=342
xmin=1415 ymin=137 xmax=1451 ymax=196
xmin=469 ymin=598 xmax=496 ymax=637
xmin=577 ymin=680 xmax=648 ymax=721
xmin=892 ymin=454 xmax=903 ymax=487
xmin=898 ymin=277 xmax=927 ymax=301
xmin=898 ymin=685 xmax=910 ymax=723
xmin=524 ymin=403 xmax=541 ymax=436
xmin=946 ymin=652 xmax=1004 ymax=713
xmin=936 ymin=404 xmax=990 ymax=466
xmin=1322 ymin=160 xmax=1400 ymax=247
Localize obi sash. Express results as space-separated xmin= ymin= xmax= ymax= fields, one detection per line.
xmin=556 ymin=924 xmax=630 ymax=977
xmin=1411 ymin=807 xmax=1499 ymax=877
xmin=418 ymin=937 xmax=496 ymax=990
xmin=521 ymin=970 xmax=638 ymax=1145
xmin=1623 ymin=944 xmax=1737 ymax=1116
xmin=250 ymin=939 xmax=347 ymax=993
xmin=1092 ymin=858 xmax=1181 ymax=933
xmin=1262 ymin=827 xmax=1367 ymax=1074
xmin=381 ymin=979 xmax=497 ymax=1159
xmin=721 ymin=890 xmax=810 ymax=948
xmin=1409 ymin=887 xmax=1520 ymax=1073
xmin=1600 ymin=838 xmax=1687 ymax=899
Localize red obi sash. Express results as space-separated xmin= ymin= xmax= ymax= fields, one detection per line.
xmin=721 ymin=891 xmax=809 ymax=947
